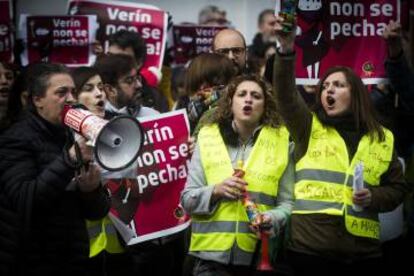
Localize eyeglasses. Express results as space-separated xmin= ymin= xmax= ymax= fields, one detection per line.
xmin=120 ymin=74 xmax=143 ymax=86
xmin=215 ymin=47 xmax=245 ymax=57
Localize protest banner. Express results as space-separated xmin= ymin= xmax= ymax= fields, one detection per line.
xmin=0 ymin=0 xmax=14 ymax=63
xmin=276 ymin=0 xmax=400 ymax=84
xmin=19 ymin=15 xmax=98 ymax=66
xmin=68 ymin=0 xmax=168 ymax=70
xmin=102 ymin=110 xmax=191 ymax=245
xmin=173 ymin=24 xmax=226 ymax=65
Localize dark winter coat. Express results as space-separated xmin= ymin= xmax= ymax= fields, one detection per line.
xmin=0 ymin=110 xmax=109 ymax=275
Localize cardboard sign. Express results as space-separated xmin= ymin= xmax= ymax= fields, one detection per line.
xmin=103 ymin=110 xmax=191 ymax=245
xmin=173 ymin=24 xmax=225 ymax=65
xmin=276 ymin=0 xmax=400 ymax=84
xmin=19 ymin=15 xmax=98 ymax=66
xmin=68 ymin=0 xmax=168 ymax=70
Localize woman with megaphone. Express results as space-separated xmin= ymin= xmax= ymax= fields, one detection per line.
xmin=0 ymin=63 xmax=110 ymax=275
xmin=181 ymin=74 xmax=294 ymax=275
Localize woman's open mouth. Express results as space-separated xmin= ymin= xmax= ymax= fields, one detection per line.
xmin=326 ymin=96 xmax=335 ymax=108
xmin=243 ymin=105 xmax=252 ymax=115
xmin=96 ymin=100 xmax=105 ymax=108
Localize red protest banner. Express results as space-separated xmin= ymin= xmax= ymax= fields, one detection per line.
xmin=104 ymin=110 xmax=191 ymax=245
xmin=19 ymin=15 xmax=98 ymax=66
xmin=68 ymin=0 xmax=168 ymax=70
xmin=0 ymin=0 xmax=14 ymax=63
xmin=173 ymin=25 xmax=226 ymax=65
xmin=276 ymin=0 xmax=400 ymax=84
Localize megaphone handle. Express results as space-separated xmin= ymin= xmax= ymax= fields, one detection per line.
xmin=72 ymin=140 xmax=86 ymax=169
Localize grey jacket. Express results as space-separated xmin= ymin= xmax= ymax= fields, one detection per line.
xmin=181 ymin=126 xmax=294 ymax=265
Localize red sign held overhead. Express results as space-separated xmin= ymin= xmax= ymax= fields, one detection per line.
xmin=275 ymin=0 xmax=401 ymax=84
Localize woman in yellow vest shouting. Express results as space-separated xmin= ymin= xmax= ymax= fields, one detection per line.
xmin=181 ymin=74 xmax=294 ymax=275
xmin=271 ymin=15 xmax=411 ymax=276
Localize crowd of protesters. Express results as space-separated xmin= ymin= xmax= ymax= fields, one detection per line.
xmin=0 ymin=3 xmax=414 ymax=276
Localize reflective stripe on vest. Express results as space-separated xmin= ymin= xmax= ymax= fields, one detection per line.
xmin=87 ymin=216 xmax=124 ymax=257
xmin=191 ymin=124 xmax=290 ymax=252
xmin=294 ymin=114 xmax=393 ymax=239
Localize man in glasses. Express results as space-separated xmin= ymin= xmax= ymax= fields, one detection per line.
xmin=95 ymin=54 xmax=159 ymax=119
xmin=107 ymin=30 xmax=169 ymax=113
xmin=213 ymin=28 xmax=248 ymax=75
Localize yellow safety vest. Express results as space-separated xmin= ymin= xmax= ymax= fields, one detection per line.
xmin=294 ymin=115 xmax=393 ymax=239
xmin=190 ymin=124 xmax=290 ymax=253
xmin=87 ymin=216 xmax=124 ymax=257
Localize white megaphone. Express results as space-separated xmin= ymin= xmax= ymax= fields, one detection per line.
xmin=61 ymin=105 xmax=144 ymax=171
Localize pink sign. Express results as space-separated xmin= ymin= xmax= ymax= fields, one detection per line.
xmin=173 ymin=25 xmax=226 ymax=65
xmin=276 ymin=0 xmax=400 ymax=84
xmin=19 ymin=15 xmax=98 ymax=66
xmin=104 ymin=110 xmax=191 ymax=244
xmin=0 ymin=0 xmax=13 ymax=63
xmin=68 ymin=0 xmax=168 ymax=70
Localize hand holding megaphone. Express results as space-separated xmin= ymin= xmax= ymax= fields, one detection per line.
xmin=62 ymin=105 xmax=144 ymax=171
xmin=68 ymin=135 xmax=94 ymax=164
xmin=77 ymin=162 xmax=102 ymax=193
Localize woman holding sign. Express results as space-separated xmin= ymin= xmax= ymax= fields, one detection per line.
xmin=181 ymin=74 xmax=294 ymax=275
xmin=272 ymin=14 xmax=410 ymax=275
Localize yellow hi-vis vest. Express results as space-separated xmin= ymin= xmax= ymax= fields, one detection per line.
xmin=294 ymin=115 xmax=394 ymax=239
xmin=87 ymin=216 xmax=124 ymax=257
xmin=190 ymin=124 xmax=290 ymax=253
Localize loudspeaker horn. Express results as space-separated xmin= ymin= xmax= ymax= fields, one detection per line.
xmin=62 ymin=105 xmax=144 ymax=171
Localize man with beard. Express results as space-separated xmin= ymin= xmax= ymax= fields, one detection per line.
xmin=107 ymin=30 xmax=169 ymax=113
xmin=248 ymin=9 xmax=278 ymax=60
xmin=213 ymin=29 xmax=248 ymax=75
xmin=94 ymin=54 xmax=159 ymax=120
xmin=95 ymin=55 xmax=186 ymax=275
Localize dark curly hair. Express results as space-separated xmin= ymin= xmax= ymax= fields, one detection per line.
xmin=211 ymin=74 xmax=282 ymax=128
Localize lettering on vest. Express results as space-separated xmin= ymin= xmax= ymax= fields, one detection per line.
xmin=308 ymin=146 xmax=338 ymax=160
xmin=256 ymin=139 xmax=278 ymax=149
xmin=364 ymin=165 xmax=381 ymax=180
xmin=297 ymin=183 xmax=344 ymax=202
xmin=311 ymin=130 xmax=328 ymax=139
xmin=245 ymin=169 xmax=278 ymax=183
xmin=350 ymin=218 xmax=378 ymax=237
xmin=204 ymin=160 xmax=228 ymax=172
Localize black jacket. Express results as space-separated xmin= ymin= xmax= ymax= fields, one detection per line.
xmin=0 ymin=110 xmax=109 ymax=275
